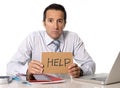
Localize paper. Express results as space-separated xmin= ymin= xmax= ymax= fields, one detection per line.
xmin=42 ymin=52 xmax=73 ymax=74
xmin=29 ymin=74 xmax=65 ymax=84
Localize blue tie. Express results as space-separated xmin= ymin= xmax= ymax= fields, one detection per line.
xmin=52 ymin=40 xmax=60 ymax=52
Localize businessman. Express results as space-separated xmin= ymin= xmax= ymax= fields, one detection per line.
xmin=7 ymin=3 xmax=95 ymax=80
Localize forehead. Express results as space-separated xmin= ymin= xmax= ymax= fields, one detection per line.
xmin=46 ymin=10 xmax=64 ymax=19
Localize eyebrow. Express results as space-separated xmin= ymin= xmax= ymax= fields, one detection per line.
xmin=47 ymin=18 xmax=64 ymax=20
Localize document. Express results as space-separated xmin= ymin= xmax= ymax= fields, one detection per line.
xmin=29 ymin=74 xmax=65 ymax=84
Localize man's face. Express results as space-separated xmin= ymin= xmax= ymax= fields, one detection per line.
xmin=43 ymin=10 xmax=65 ymax=39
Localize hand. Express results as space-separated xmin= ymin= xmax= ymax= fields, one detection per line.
xmin=26 ymin=60 xmax=44 ymax=80
xmin=68 ymin=63 xmax=81 ymax=78
xmin=27 ymin=60 xmax=44 ymax=75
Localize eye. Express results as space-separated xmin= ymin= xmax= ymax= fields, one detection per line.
xmin=47 ymin=19 xmax=53 ymax=23
xmin=58 ymin=19 xmax=64 ymax=23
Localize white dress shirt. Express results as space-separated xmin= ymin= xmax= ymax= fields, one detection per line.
xmin=7 ymin=30 xmax=95 ymax=77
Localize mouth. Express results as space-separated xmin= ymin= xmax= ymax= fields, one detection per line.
xmin=49 ymin=30 xmax=61 ymax=39
xmin=52 ymin=30 xmax=59 ymax=33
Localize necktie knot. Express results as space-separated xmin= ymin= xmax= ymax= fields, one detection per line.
xmin=52 ymin=40 xmax=60 ymax=52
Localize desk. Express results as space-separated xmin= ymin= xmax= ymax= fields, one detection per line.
xmin=0 ymin=78 xmax=120 ymax=88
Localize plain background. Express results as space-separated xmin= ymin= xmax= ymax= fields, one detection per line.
xmin=0 ymin=0 xmax=120 ymax=75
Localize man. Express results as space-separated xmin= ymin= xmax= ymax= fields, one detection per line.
xmin=7 ymin=3 xmax=95 ymax=80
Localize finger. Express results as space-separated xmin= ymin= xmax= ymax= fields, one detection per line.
xmin=68 ymin=66 xmax=80 ymax=78
xmin=68 ymin=67 xmax=80 ymax=74
xmin=30 ymin=60 xmax=43 ymax=67
xmin=68 ymin=63 xmax=78 ymax=69
xmin=28 ymin=60 xmax=44 ymax=74
xmin=29 ymin=66 xmax=44 ymax=74
xmin=69 ymin=71 xmax=79 ymax=77
xmin=30 ymin=64 xmax=41 ymax=71
xmin=69 ymin=70 xmax=80 ymax=78
xmin=72 ymin=73 xmax=80 ymax=78
xmin=29 ymin=61 xmax=44 ymax=70
xmin=68 ymin=66 xmax=80 ymax=73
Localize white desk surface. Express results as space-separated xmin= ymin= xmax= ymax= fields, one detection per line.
xmin=0 ymin=78 xmax=120 ymax=88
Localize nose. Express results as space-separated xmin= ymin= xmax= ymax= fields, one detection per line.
xmin=53 ymin=21 xmax=58 ymax=30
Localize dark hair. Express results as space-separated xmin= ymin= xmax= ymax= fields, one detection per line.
xmin=43 ymin=3 xmax=67 ymax=23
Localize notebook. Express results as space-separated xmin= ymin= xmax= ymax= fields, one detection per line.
xmin=75 ymin=52 xmax=120 ymax=85
xmin=29 ymin=74 xmax=65 ymax=84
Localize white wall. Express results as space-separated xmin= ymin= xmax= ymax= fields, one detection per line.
xmin=0 ymin=0 xmax=120 ymax=75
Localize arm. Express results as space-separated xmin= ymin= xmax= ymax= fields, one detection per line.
xmin=74 ymin=42 xmax=96 ymax=76
xmin=68 ymin=34 xmax=95 ymax=77
xmin=7 ymin=34 xmax=33 ymax=75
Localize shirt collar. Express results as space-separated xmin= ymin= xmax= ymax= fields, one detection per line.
xmin=45 ymin=31 xmax=64 ymax=45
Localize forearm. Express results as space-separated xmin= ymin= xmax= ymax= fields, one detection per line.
xmin=81 ymin=61 xmax=96 ymax=76
xmin=7 ymin=62 xmax=28 ymax=75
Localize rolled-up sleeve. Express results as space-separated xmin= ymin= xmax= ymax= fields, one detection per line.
xmin=7 ymin=34 xmax=33 ymax=75
xmin=73 ymin=34 xmax=96 ymax=75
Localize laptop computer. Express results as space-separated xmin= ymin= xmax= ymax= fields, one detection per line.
xmin=75 ymin=52 xmax=120 ymax=85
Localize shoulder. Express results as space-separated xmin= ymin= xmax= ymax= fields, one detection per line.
xmin=63 ymin=31 xmax=80 ymax=39
xmin=27 ymin=30 xmax=45 ymax=38
xmin=30 ymin=30 xmax=45 ymax=35
xmin=25 ymin=30 xmax=45 ymax=41
xmin=63 ymin=31 xmax=83 ymax=43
